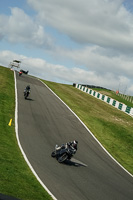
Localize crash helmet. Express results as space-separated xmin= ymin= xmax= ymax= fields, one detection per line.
xmin=72 ymin=140 xmax=78 ymax=150
xmin=27 ymin=85 xmax=30 ymax=89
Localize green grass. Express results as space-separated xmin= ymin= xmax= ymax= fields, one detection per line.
xmin=0 ymin=66 xmax=53 ymax=200
xmin=42 ymin=80 xmax=133 ymax=175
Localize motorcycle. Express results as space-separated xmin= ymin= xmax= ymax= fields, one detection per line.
xmin=24 ymin=90 xmax=30 ymax=99
xmin=19 ymin=71 xmax=22 ymax=76
xmin=20 ymin=69 xmax=29 ymax=74
xmin=51 ymin=144 xmax=76 ymax=163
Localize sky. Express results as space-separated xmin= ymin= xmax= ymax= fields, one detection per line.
xmin=0 ymin=0 xmax=133 ymax=95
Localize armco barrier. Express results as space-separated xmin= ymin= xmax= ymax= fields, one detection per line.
xmin=75 ymin=84 xmax=133 ymax=117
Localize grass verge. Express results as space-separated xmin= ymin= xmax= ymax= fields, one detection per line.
xmin=0 ymin=66 xmax=53 ymax=200
xmin=42 ymin=80 xmax=133 ymax=175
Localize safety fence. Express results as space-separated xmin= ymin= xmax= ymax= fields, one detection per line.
xmin=75 ymin=84 xmax=133 ymax=117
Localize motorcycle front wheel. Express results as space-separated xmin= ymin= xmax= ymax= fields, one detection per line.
xmin=51 ymin=151 xmax=56 ymax=157
xmin=58 ymin=153 xmax=68 ymax=163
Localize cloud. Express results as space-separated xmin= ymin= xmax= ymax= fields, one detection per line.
xmin=1 ymin=1 xmax=133 ymax=95
xmin=0 ymin=50 xmax=133 ymax=94
xmin=50 ymin=45 xmax=133 ymax=80
xmin=0 ymin=7 xmax=54 ymax=49
xmin=27 ymin=0 xmax=133 ymax=50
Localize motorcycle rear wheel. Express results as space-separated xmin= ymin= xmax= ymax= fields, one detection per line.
xmin=58 ymin=153 xmax=68 ymax=163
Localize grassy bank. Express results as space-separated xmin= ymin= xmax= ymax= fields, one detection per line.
xmin=0 ymin=66 xmax=52 ymax=200
xmin=42 ymin=80 xmax=133 ymax=175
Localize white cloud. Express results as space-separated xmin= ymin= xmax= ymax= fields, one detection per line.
xmin=1 ymin=50 xmax=133 ymax=95
xmin=0 ymin=7 xmax=54 ymax=49
xmin=27 ymin=0 xmax=133 ymax=50
xmin=50 ymin=45 xmax=133 ymax=79
xmin=1 ymin=1 xmax=133 ymax=95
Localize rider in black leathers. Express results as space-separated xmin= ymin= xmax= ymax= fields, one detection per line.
xmin=55 ymin=140 xmax=78 ymax=152
xmin=24 ymin=85 xmax=30 ymax=93
xmin=24 ymin=85 xmax=30 ymax=98
xmin=25 ymin=85 xmax=30 ymax=91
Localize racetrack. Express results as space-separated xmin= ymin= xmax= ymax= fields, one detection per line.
xmin=16 ymin=72 xmax=133 ymax=200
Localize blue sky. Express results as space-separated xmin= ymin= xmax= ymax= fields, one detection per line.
xmin=1 ymin=0 xmax=133 ymax=94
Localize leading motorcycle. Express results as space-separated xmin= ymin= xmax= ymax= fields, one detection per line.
xmin=51 ymin=144 xmax=76 ymax=163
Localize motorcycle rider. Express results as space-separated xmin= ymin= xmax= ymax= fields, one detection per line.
xmin=24 ymin=85 xmax=30 ymax=93
xmin=55 ymin=140 xmax=78 ymax=152
xmin=26 ymin=85 xmax=30 ymax=91
xmin=19 ymin=71 xmax=22 ymax=76
xmin=24 ymin=85 xmax=30 ymax=97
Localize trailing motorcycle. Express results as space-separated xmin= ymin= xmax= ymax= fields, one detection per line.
xmin=24 ymin=90 xmax=30 ymax=99
xmin=51 ymin=144 xmax=77 ymax=163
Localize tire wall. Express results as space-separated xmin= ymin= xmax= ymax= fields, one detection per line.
xmin=75 ymin=84 xmax=133 ymax=117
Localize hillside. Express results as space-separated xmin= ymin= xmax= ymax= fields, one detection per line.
xmin=92 ymin=87 xmax=133 ymax=108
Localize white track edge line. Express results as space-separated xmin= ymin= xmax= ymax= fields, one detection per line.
xmin=14 ymin=72 xmax=57 ymax=200
xmin=39 ymin=79 xmax=133 ymax=178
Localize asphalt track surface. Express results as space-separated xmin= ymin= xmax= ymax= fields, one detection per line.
xmin=16 ymin=72 xmax=133 ymax=200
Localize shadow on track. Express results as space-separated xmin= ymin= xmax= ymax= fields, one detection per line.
xmin=62 ymin=159 xmax=87 ymax=167
xmin=25 ymin=98 xmax=34 ymax=101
